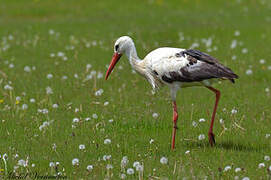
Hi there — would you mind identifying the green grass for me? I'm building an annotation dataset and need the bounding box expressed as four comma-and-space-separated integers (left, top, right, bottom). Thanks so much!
0, 0, 271, 179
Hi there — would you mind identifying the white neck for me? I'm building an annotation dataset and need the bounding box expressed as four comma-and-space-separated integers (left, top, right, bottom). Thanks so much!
124, 41, 141, 66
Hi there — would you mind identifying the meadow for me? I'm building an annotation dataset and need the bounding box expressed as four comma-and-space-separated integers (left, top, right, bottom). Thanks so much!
0, 0, 271, 179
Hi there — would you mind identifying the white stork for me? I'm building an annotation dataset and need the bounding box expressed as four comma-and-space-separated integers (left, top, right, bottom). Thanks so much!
105, 36, 238, 149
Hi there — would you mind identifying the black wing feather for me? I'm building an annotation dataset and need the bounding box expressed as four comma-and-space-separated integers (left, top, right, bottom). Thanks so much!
161, 49, 239, 84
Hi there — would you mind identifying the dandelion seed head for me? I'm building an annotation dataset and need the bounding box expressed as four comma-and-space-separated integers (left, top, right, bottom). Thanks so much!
52, 104, 58, 108
160, 157, 168, 164
104, 101, 109, 106
121, 156, 129, 168
24, 66, 31, 72
192, 121, 197, 127
199, 118, 206, 122
245, 69, 252, 75
127, 168, 134, 175
152, 113, 159, 119
242, 177, 250, 180
18, 159, 26, 167
49, 162, 55, 167
21, 104, 28, 110
264, 155, 270, 161
235, 167, 241, 173
198, 134, 205, 140
47, 74, 53, 79
87, 165, 93, 171
72, 158, 79, 166
231, 108, 238, 114
79, 144, 85, 150
92, 114, 98, 119
224, 165, 231, 172
104, 139, 111, 145
258, 162, 265, 168
106, 164, 113, 170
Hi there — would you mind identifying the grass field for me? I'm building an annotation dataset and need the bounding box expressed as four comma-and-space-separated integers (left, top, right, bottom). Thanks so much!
1, 0, 271, 179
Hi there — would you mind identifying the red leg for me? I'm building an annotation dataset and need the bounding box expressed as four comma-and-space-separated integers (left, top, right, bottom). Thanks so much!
171, 101, 178, 150
206, 86, 221, 146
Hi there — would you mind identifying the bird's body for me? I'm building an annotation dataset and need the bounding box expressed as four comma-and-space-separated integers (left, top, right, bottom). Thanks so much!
105, 36, 238, 149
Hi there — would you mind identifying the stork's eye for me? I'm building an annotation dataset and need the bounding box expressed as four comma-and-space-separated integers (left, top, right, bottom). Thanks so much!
115, 44, 119, 51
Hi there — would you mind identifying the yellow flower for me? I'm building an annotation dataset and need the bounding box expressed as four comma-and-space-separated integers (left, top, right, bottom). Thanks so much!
0, 99, 3, 103
16, 100, 20, 105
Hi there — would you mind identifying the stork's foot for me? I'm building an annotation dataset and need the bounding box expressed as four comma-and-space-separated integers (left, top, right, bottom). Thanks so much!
208, 132, 215, 146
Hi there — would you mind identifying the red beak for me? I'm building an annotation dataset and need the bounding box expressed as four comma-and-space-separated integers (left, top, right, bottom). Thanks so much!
105, 53, 122, 80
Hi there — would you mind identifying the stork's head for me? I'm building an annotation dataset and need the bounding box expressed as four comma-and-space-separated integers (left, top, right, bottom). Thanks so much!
105, 36, 133, 80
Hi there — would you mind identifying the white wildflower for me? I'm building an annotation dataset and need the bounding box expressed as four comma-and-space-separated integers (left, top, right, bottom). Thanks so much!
234, 30, 240, 36
266, 134, 270, 138
224, 165, 231, 172
231, 108, 238, 114
97, 72, 103, 79
4, 84, 13, 90
230, 40, 237, 49
235, 167, 241, 173
52, 104, 58, 108
264, 155, 270, 161
219, 119, 224, 124
242, 177, 250, 180
92, 114, 98, 119
85, 117, 91, 121
160, 157, 168, 164
79, 144, 85, 150
46, 86, 53, 94
258, 162, 265, 168
49, 29, 55, 35
18, 159, 26, 167
94, 89, 104, 96
185, 150, 190, 154
72, 158, 79, 166
30, 98, 36, 103
47, 74, 53, 79
16, 96, 21, 101
49, 162, 55, 167
245, 69, 252, 75
152, 113, 159, 118
149, 139, 154, 144
21, 104, 28, 110
73, 118, 79, 123
127, 168, 134, 175
108, 119, 113, 123
103, 155, 111, 161
192, 121, 197, 127
104, 101, 109, 106
265, 88, 269, 93
199, 118, 206, 122
57, 52, 65, 57
259, 59, 265, 64
242, 48, 248, 54
104, 139, 111, 145
198, 134, 205, 140
24, 66, 31, 72
121, 156, 129, 168
133, 161, 140, 168
9, 63, 14, 68
87, 165, 93, 171
136, 164, 143, 172
106, 164, 113, 169
232, 55, 237, 60
120, 173, 126, 179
